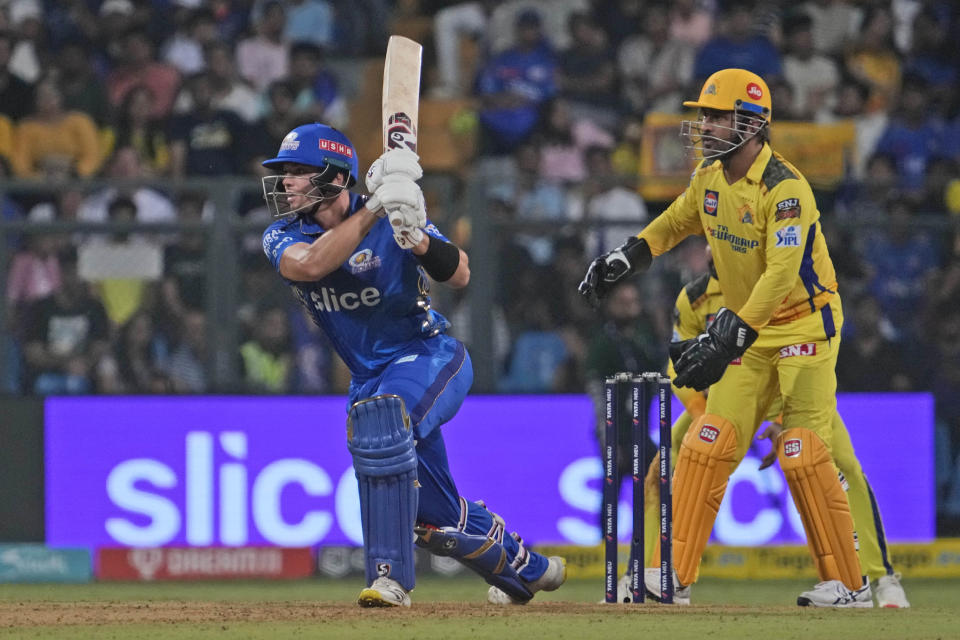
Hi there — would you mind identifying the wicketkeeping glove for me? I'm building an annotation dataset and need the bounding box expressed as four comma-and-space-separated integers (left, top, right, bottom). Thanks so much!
365, 148, 423, 213
672, 307, 758, 391
578, 236, 652, 308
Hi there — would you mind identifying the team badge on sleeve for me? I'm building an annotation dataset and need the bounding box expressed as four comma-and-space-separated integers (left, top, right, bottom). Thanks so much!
775, 225, 801, 247
703, 190, 719, 216
775, 198, 801, 221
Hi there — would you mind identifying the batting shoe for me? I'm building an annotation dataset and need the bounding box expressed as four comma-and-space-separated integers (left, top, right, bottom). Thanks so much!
487, 556, 567, 605
797, 578, 873, 608
643, 567, 691, 605
874, 573, 910, 608
357, 577, 411, 608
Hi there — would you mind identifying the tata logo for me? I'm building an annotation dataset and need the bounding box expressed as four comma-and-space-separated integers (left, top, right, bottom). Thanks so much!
746, 83, 763, 100
699, 425, 719, 443
784, 438, 802, 458
779, 343, 816, 358
775, 225, 801, 247
703, 190, 719, 215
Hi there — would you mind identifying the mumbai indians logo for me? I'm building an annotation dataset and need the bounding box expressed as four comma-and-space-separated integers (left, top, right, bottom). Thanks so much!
279, 131, 300, 151
699, 425, 719, 443
387, 112, 417, 152
348, 248, 382, 274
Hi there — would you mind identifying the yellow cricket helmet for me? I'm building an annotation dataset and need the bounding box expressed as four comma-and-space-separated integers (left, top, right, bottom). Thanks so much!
683, 68, 772, 122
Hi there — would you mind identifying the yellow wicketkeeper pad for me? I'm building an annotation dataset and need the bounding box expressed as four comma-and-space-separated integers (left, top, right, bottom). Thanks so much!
672, 414, 738, 586
778, 427, 863, 590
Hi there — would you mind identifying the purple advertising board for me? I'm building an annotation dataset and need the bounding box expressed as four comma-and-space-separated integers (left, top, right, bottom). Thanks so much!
45, 394, 934, 549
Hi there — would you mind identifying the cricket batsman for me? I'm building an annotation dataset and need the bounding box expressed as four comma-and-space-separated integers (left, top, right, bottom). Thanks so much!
580, 68, 873, 607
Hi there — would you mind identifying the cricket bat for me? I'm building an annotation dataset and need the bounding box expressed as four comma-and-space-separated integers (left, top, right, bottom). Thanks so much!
382, 35, 423, 153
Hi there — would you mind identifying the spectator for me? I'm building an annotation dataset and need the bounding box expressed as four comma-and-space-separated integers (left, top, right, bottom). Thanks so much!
277, 0, 336, 50
497, 291, 570, 393
815, 76, 888, 179
873, 75, 946, 194
236, 1, 289, 93
239, 304, 293, 393
161, 7, 219, 75
902, 8, 957, 114
165, 308, 207, 392
0, 31, 34, 121
618, 2, 696, 116
668, 0, 714, 49
106, 28, 182, 119
474, 7, 557, 156
286, 41, 348, 130
7, 0, 43, 83
172, 41, 260, 123
487, 0, 589, 54
800, 0, 862, 57
836, 294, 913, 391
55, 38, 112, 129
107, 85, 171, 178
168, 71, 246, 178
22, 250, 111, 394
556, 12, 618, 128
781, 11, 839, 121
99, 310, 171, 393
692, 1, 782, 84
431, 0, 499, 98
844, 5, 901, 113
159, 191, 208, 333
535, 97, 614, 184
580, 145, 648, 257
10, 75, 103, 179
6, 234, 61, 323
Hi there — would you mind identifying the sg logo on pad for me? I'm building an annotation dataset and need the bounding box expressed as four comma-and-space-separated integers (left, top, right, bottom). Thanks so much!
699, 425, 719, 443
784, 439, 802, 458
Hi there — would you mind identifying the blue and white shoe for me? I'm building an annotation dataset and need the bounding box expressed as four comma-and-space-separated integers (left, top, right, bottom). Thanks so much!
487, 556, 567, 605
797, 578, 873, 608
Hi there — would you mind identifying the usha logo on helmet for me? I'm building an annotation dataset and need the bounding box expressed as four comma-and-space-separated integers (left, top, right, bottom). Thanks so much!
318, 139, 354, 158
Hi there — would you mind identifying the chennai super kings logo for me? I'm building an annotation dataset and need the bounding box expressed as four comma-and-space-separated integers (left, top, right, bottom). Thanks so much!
387, 112, 417, 152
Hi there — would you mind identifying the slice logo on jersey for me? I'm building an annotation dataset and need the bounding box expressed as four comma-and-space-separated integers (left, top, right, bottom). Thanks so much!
348, 248, 382, 274
279, 131, 300, 151
779, 342, 817, 358
746, 82, 763, 100
306, 286, 382, 313
775, 198, 801, 221
703, 190, 719, 216
775, 225, 801, 247
784, 438, 802, 458
738, 205, 753, 224
699, 424, 720, 443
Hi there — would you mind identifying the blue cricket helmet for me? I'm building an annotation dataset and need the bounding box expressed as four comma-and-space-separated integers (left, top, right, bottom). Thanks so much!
262, 123, 359, 187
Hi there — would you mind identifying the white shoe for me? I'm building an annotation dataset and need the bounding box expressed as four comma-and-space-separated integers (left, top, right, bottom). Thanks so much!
357, 576, 411, 608
643, 567, 691, 605
797, 578, 873, 608
487, 556, 567, 605
875, 573, 910, 608
596, 573, 633, 604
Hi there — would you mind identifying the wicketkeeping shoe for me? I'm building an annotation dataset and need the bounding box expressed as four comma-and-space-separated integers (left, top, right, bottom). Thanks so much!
797, 578, 873, 608
643, 567, 691, 605
875, 573, 910, 608
357, 577, 411, 608
487, 556, 567, 605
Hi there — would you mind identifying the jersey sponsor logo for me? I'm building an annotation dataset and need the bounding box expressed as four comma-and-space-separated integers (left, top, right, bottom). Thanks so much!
347, 248, 382, 274
779, 342, 817, 358
699, 424, 720, 443
395, 354, 418, 364
703, 190, 719, 215
707, 224, 760, 253
783, 438, 802, 458
729, 357, 742, 365
775, 225, 801, 247
775, 198, 801, 221
307, 286, 382, 313
318, 139, 354, 158
746, 82, 763, 100
279, 131, 300, 151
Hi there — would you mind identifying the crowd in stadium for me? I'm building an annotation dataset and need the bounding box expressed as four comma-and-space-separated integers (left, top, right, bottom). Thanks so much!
0, 0, 958, 527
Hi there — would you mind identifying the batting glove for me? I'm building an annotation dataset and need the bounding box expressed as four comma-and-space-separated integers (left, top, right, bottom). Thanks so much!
365, 174, 426, 222
365, 148, 422, 196
390, 220, 425, 250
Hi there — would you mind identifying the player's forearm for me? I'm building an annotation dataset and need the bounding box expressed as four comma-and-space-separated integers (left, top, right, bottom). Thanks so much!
638, 195, 702, 257
283, 209, 379, 281
411, 235, 470, 288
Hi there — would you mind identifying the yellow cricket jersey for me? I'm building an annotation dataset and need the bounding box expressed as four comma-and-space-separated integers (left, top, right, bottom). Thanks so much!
639, 143, 838, 332
666, 273, 723, 418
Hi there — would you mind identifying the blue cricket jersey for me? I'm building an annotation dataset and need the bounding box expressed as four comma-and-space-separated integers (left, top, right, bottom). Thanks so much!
262, 193, 452, 382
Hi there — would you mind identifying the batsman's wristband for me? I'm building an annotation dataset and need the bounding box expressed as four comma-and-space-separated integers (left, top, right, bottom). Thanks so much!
415, 235, 460, 282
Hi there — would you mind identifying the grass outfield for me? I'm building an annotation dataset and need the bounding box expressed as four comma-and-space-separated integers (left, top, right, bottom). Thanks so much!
0, 577, 957, 639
